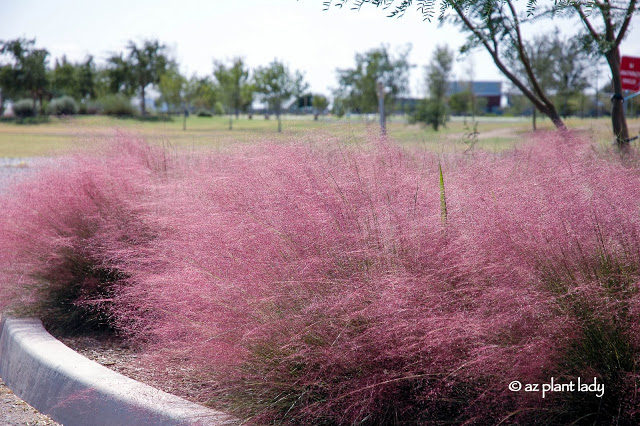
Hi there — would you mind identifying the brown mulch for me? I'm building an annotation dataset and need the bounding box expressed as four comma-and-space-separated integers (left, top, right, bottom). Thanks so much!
57, 336, 213, 406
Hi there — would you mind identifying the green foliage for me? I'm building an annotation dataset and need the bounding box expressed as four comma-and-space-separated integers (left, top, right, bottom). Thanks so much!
505, 30, 590, 118
214, 101, 225, 115
185, 76, 220, 111
426, 45, 453, 102
0, 38, 49, 114
448, 90, 472, 115
312, 94, 329, 119
157, 68, 186, 113
12, 98, 36, 118
214, 58, 254, 117
47, 96, 78, 115
335, 44, 411, 114
413, 45, 453, 130
98, 94, 136, 117
253, 60, 305, 131
411, 99, 447, 130
107, 39, 171, 115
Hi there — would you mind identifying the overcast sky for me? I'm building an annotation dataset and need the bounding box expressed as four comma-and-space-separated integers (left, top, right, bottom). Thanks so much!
2, 0, 640, 97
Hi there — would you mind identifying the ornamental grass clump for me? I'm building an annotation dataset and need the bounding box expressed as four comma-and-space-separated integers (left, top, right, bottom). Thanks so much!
0, 133, 167, 335
109, 137, 580, 423
1, 131, 639, 424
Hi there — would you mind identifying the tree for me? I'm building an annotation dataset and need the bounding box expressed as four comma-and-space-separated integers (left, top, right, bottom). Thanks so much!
293, 72, 310, 114
108, 40, 171, 115
49, 55, 97, 101
564, 0, 637, 147
0, 38, 50, 114
157, 67, 186, 114
420, 45, 454, 130
312, 94, 329, 120
449, 89, 472, 115
105, 52, 133, 96
185, 76, 220, 111
214, 58, 253, 129
553, 37, 589, 118
505, 31, 590, 127
49, 56, 76, 98
76, 56, 97, 101
335, 44, 412, 115
253, 60, 304, 132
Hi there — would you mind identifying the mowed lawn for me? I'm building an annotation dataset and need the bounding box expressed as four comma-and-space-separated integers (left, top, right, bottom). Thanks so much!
0, 114, 638, 157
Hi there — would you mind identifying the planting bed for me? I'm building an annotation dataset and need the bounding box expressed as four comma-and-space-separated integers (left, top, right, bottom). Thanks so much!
1, 130, 640, 424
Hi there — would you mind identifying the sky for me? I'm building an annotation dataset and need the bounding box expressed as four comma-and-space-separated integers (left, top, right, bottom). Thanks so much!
2, 0, 640, 97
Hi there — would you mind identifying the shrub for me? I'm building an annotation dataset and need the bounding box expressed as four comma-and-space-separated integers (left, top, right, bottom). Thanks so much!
12, 98, 36, 118
214, 101, 225, 115
410, 98, 448, 130
47, 96, 78, 116
78, 100, 103, 115
196, 109, 212, 117
98, 94, 136, 117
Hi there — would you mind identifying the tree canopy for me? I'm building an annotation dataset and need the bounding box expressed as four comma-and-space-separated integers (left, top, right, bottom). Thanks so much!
0, 38, 50, 113
214, 58, 254, 128
108, 39, 171, 115
335, 44, 412, 115
253, 60, 305, 132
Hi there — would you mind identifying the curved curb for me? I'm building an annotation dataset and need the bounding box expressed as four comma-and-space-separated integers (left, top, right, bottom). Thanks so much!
0, 317, 239, 425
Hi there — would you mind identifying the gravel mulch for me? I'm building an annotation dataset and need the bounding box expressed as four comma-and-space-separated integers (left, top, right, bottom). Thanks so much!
0, 379, 60, 425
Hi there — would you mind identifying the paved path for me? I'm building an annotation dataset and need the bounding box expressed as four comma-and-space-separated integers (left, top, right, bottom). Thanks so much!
0, 379, 60, 425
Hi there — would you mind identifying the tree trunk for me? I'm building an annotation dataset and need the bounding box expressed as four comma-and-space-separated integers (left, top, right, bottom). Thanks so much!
451, 5, 566, 131
229, 115, 233, 130
606, 49, 630, 149
140, 86, 146, 115
539, 103, 564, 129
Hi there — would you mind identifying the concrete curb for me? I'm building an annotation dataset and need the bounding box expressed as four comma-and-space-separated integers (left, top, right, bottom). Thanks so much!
0, 317, 239, 425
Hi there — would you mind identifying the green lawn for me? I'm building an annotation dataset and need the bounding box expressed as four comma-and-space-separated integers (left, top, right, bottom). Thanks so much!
0, 114, 638, 157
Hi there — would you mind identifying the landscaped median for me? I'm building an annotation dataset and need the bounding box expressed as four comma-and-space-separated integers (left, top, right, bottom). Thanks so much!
0, 316, 238, 425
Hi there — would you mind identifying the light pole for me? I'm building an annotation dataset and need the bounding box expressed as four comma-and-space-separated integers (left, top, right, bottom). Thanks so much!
377, 80, 386, 136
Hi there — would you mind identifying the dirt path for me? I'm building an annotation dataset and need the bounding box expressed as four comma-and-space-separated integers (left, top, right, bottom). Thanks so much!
0, 379, 60, 425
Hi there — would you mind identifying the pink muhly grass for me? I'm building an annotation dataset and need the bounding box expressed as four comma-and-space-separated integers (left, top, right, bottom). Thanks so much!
1, 130, 639, 424
0, 133, 167, 335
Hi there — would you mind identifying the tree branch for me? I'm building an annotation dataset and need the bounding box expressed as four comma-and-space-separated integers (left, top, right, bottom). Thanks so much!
573, 5, 602, 44
615, 0, 637, 47
451, 3, 544, 112
506, 0, 549, 104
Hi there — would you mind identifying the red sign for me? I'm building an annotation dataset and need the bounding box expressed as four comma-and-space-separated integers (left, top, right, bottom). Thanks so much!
621, 56, 640, 91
